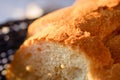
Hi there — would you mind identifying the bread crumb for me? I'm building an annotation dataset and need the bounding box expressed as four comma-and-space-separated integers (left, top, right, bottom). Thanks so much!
48, 73, 52, 77
84, 31, 90, 37
1, 70, 7, 75
26, 65, 32, 72
60, 64, 65, 69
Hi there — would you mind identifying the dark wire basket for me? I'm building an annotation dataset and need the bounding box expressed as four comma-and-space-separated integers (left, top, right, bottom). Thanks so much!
0, 19, 36, 80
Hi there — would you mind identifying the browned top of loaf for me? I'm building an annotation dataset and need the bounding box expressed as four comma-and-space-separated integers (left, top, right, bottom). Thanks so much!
28, 0, 120, 38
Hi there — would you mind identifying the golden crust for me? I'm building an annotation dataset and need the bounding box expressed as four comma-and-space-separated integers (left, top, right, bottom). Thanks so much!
106, 34, 120, 63
28, 6, 73, 37
7, 0, 120, 80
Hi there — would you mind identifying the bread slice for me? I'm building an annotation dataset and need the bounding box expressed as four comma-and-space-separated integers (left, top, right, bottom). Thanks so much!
6, 0, 120, 80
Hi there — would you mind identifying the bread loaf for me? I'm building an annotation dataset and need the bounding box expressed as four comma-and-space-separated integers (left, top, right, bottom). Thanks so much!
6, 0, 120, 80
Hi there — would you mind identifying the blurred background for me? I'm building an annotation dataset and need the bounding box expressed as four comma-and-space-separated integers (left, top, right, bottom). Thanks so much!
0, 0, 75, 24
0, 0, 75, 80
